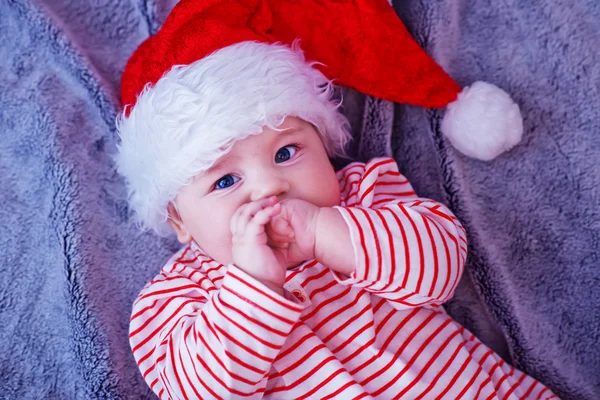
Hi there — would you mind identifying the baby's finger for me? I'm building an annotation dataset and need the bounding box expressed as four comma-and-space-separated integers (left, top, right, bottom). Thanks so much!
268, 239, 289, 249
265, 229, 291, 247
270, 216, 294, 237
230, 202, 258, 235
266, 220, 293, 243
244, 204, 281, 238
230, 205, 242, 235
235, 197, 277, 234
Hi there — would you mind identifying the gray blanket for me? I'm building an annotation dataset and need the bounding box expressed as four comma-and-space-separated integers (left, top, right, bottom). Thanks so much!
1, 0, 598, 399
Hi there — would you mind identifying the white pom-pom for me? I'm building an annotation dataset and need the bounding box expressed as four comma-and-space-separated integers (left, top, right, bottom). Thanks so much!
440, 81, 523, 161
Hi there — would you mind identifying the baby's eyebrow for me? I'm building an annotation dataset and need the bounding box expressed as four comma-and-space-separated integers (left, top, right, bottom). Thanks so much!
205, 125, 304, 175
201, 153, 236, 178
206, 157, 232, 174
279, 126, 302, 135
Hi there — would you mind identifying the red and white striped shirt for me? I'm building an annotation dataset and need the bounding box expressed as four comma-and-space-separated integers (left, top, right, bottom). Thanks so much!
130, 157, 557, 399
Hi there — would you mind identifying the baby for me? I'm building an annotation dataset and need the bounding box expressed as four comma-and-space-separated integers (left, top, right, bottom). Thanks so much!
116, 1, 557, 399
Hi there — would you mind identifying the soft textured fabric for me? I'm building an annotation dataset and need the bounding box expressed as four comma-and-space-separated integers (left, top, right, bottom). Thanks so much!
121, 0, 460, 112
130, 158, 556, 399
390, 2, 600, 400
121, 0, 522, 163
1, 0, 598, 399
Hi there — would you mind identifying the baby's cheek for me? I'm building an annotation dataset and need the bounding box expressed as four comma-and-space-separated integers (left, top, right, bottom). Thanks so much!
203, 232, 235, 266
193, 208, 236, 265
215, 217, 235, 261
313, 179, 341, 207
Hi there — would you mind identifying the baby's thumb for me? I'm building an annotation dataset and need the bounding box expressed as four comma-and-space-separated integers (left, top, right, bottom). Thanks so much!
268, 215, 294, 238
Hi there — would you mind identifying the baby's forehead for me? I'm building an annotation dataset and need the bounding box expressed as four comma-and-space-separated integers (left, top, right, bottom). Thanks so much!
205, 152, 237, 174
192, 136, 260, 179
191, 119, 315, 180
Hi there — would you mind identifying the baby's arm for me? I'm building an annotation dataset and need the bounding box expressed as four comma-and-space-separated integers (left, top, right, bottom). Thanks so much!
316, 157, 468, 309
129, 249, 303, 400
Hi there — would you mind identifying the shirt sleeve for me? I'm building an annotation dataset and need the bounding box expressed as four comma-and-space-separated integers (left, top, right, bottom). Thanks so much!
331, 157, 468, 310
129, 251, 304, 400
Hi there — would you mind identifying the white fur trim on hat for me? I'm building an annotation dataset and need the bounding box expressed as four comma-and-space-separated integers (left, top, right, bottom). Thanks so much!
441, 81, 523, 161
114, 41, 351, 235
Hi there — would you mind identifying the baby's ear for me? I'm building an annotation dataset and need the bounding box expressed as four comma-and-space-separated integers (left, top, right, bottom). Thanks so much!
167, 202, 193, 244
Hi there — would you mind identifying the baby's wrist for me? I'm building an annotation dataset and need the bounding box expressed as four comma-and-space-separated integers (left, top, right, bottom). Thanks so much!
314, 207, 338, 261
236, 263, 286, 296
253, 269, 286, 296
314, 206, 355, 276
260, 279, 285, 296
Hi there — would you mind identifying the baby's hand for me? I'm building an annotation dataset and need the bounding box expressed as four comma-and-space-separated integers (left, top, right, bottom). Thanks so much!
266, 198, 320, 266
230, 197, 288, 294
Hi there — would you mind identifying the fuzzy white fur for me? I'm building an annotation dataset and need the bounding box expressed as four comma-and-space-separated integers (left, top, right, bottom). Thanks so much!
115, 41, 352, 235
441, 81, 523, 161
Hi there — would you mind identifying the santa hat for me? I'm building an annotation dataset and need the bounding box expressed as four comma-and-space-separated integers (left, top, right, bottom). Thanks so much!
116, 0, 523, 234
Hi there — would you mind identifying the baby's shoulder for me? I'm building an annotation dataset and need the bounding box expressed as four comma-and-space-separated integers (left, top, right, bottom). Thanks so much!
336, 157, 399, 180
337, 157, 408, 207
134, 245, 225, 309
148, 244, 226, 287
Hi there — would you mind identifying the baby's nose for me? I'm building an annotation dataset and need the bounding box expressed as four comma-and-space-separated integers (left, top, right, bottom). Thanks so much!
250, 174, 290, 202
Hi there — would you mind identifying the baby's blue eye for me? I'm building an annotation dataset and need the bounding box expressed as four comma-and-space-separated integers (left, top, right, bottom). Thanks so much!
275, 145, 298, 163
214, 174, 239, 190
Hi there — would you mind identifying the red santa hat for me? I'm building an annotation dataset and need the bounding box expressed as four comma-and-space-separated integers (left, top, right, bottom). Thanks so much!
116, 0, 523, 234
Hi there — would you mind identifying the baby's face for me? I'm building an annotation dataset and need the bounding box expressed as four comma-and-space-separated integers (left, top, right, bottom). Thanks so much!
168, 116, 341, 265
